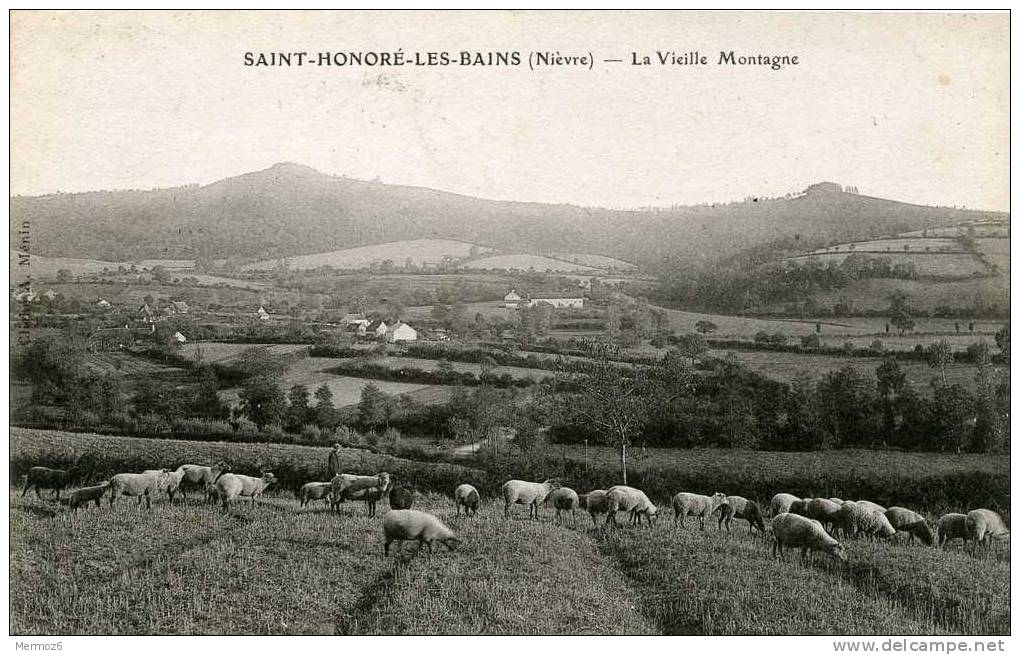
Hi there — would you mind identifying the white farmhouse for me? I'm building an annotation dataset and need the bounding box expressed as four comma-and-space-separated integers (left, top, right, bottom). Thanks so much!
387, 322, 418, 343
504, 289, 523, 309
528, 294, 584, 309
256, 306, 270, 321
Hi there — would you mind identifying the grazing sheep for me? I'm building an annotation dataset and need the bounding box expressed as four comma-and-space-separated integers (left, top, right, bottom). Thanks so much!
176, 463, 230, 503
163, 468, 186, 504
771, 512, 847, 564
805, 498, 844, 534
937, 513, 970, 547
338, 474, 392, 517
501, 479, 560, 520
22, 465, 82, 500
215, 472, 277, 509
544, 487, 581, 527
580, 490, 611, 528
885, 507, 935, 546
454, 484, 480, 517
966, 509, 1010, 548
828, 498, 845, 505
330, 472, 391, 513
769, 493, 800, 517
297, 482, 333, 509
856, 500, 887, 515
835, 501, 895, 540
109, 470, 170, 509
388, 486, 415, 510
718, 496, 767, 537
671, 491, 727, 530
607, 486, 658, 527
69, 482, 110, 512
789, 498, 813, 517
383, 510, 459, 556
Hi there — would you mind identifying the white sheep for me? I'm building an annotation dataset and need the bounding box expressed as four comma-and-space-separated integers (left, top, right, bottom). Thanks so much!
580, 490, 610, 528
966, 509, 1010, 548
835, 501, 895, 540
885, 507, 935, 546
718, 496, 767, 537
937, 513, 970, 547
215, 472, 277, 509
769, 493, 800, 517
788, 498, 813, 517
298, 482, 333, 509
828, 498, 845, 505
69, 482, 110, 512
176, 463, 230, 503
330, 472, 391, 513
805, 498, 844, 534
501, 478, 560, 520
856, 500, 887, 514
606, 485, 658, 527
454, 484, 480, 517
671, 491, 727, 530
342, 475, 392, 517
383, 509, 459, 556
109, 470, 170, 509
544, 487, 581, 527
163, 468, 186, 504
771, 512, 847, 564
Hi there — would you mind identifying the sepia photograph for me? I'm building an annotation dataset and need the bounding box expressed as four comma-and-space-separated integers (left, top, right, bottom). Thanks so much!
7, 8, 1011, 642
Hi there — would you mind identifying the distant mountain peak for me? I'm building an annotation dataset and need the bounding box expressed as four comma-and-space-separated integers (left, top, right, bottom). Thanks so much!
264, 161, 323, 175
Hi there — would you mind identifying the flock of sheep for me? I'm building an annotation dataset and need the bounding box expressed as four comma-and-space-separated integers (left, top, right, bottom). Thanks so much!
19, 463, 1010, 561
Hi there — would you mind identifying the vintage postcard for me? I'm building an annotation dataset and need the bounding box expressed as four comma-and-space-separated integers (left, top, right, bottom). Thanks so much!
8, 9, 1010, 644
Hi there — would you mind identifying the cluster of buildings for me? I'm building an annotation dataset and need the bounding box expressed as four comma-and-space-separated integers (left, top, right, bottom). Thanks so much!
341, 314, 419, 342
503, 289, 585, 309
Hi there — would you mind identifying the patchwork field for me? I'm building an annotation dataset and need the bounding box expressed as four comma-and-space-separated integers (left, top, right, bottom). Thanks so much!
460, 253, 599, 273
809, 238, 964, 254
242, 239, 493, 271
546, 252, 638, 271
178, 342, 310, 363
798, 277, 1010, 315
366, 355, 555, 381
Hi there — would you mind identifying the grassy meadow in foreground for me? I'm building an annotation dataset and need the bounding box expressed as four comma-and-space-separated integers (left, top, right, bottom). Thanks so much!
10, 488, 1009, 635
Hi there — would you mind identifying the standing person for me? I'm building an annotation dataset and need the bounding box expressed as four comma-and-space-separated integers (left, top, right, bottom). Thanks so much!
328, 443, 343, 479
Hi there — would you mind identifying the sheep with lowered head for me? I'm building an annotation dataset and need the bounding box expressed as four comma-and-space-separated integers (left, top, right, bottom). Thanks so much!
937, 513, 970, 547
805, 498, 844, 534
606, 485, 658, 527
109, 470, 170, 509
671, 491, 727, 530
718, 496, 767, 537
383, 509, 459, 556
545, 487, 581, 527
966, 509, 1010, 548
454, 484, 480, 517
22, 465, 84, 501
835, 501, 895, 540
501, 478, 560, 520
789, 498, 813, 517
580, 490, 610, 528
885, 507, 935, 546
176, 463, 230, 503
769, 493, 800, 517
298, 482, 333, 509
69, 482, 110, 512
216, 472, 277, 510
772, 512, 847, 564
856, 500, 887, 515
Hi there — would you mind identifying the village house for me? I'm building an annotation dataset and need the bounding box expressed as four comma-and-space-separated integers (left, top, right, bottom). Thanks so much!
256, 306, 270, 321
171, 331, 187, 346
138, 303, 157, 323
96, 298, 112, 309
503, 289, 523, 309
371, 320, 389, 339
387, 321, 418, 343
42, 290, 58, 301
342, 313, 371, 329
169, 300, 189, 315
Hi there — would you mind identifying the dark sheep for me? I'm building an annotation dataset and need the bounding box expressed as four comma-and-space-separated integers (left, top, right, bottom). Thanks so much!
22, 465, 83, 500
389, 486, 415, 510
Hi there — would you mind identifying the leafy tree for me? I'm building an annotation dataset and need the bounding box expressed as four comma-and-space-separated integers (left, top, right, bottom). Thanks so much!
816, 364, 878, 447
891, 311, 915, 335
694, 320, 718, 335
926, 340, 954, 385
313, 383, 337, 429
358, 383, 396, 430
56, 268, 72, 283
673, 333, 708, 366
239, 378, 286, 430
286, 384, 311, 431
191, 365, 228, 420
966, 341, 991, 367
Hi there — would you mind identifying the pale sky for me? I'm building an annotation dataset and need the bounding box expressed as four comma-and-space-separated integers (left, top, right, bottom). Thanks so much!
10, 10, 1010, 211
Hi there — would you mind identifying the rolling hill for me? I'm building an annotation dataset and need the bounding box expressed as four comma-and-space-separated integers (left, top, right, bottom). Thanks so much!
10, 163, 1006, 270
